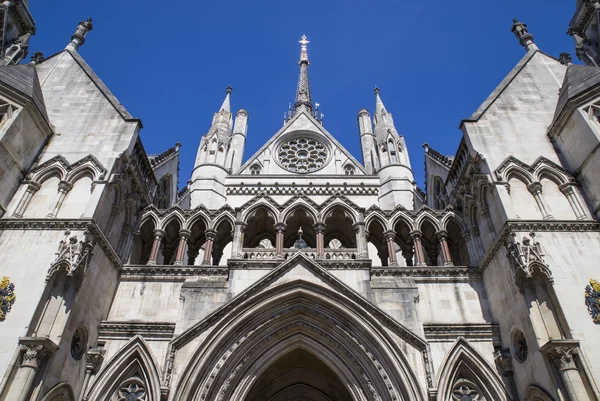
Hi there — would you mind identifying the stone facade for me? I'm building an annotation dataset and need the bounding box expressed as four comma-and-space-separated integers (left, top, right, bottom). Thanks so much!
0, 3, 599, 401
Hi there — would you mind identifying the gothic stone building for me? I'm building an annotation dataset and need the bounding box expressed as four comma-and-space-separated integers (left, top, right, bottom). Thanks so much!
1, 2, 600, 401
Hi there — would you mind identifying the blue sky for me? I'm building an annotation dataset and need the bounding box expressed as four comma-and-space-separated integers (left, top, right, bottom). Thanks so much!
30, 0, 575, 188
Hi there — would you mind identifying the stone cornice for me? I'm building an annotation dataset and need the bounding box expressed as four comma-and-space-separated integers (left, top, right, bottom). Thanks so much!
371, 266, 481, 281
228, 258, 372, 270
423, 323, 500, 342
120, 265, 229, 281
0, 219, 122, 271
479, 220, 600, 273
226, 185, 378, 196
99, 321, 176, 339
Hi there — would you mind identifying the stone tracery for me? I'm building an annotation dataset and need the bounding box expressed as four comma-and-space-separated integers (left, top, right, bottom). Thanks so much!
277, 136, 329, 173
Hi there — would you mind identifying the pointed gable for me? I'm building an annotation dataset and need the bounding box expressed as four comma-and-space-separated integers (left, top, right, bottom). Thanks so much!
237, 109, 367, 176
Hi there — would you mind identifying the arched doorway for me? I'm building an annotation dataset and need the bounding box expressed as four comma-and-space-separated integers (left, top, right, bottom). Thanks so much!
244, 348, 353, 401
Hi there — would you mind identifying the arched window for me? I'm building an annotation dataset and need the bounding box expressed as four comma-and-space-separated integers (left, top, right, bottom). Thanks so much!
344, 165, 355, 175
388, 140, 397, 164
433, 176, 446, 209
250, 164, 261, 175
154, 176, 171, 209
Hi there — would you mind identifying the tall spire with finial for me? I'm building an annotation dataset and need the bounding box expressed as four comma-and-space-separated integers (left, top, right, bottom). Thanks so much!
293, 35, 313, 115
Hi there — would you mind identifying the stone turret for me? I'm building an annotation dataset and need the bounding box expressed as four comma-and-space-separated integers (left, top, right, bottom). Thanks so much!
190, 87, 248, 208
370, 88, 415, 209
358, 108, 377, 174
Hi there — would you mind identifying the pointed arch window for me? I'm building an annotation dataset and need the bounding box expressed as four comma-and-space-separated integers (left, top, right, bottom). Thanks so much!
433, 176, 447, 209
154, 176, 171, 209
388, 139, 397, 164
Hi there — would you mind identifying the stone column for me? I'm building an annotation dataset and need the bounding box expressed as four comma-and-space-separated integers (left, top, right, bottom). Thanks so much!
203, 230, 217, 265
480, 208, 496, 241
77, 348, 105, 401
105, 206, 122, 236
471, 227, 485, 263
232, 221, 247, 258
146, 229, 165, 265
275, 223, 287, 258
527, 182, 554, 220
402, 249, 414, 267
314, 222, 325, 258
116, 225, 132, 259
410, 231, 427, 266
383, 230, 398, 266
560, 184, 588, 220
353, 222, 367, 258
541, 341, 590, 401
436, 230, 454, 266
174, 229, 191, 265
47, 181, 73, 218
7, 338, 57, 401
12, 182, 41, 218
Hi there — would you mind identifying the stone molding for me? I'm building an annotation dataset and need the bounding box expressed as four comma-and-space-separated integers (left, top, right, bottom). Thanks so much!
99, 321, 176, 340
228, 258, 372, 270
0, 219, 123, 271
423, 323, 500, 342
26, 154, 107, 183
371, 266, 481, 281
479, 220, 600, 273
226, 185, 379, 196
120, 265, 228, 281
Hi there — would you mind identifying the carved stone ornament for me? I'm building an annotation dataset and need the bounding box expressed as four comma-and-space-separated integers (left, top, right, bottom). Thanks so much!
585, 278, 600, 323
18, 337, 58, 369
85, 347, 105, 373
47, 230, 95, 288
277, 137, 329, 173
505, 232, 552, 291
0, 276, 16, 321
494, 349, 513, 375
70, 326, 88, 360
117, 381, 147, 401
452, 380, 483, 401
512, 330, 528, 363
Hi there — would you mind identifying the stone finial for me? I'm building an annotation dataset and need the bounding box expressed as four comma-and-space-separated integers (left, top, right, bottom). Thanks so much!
66, 18, 93, 52
226, 86, 232, 95
511, 18, 538, 52
559, 52, 573, 65
30, 51, 44, 65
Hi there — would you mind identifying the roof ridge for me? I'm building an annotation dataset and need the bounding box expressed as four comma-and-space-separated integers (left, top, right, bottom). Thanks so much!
423, 143, 453, 167
149, 142, 181, 168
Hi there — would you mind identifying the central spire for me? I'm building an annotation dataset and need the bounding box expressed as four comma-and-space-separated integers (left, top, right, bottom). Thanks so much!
294, 35, 313, 115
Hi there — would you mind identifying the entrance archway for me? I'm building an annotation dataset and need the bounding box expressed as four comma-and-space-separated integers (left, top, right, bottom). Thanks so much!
244, 348, 353, 401
173, 267, 427, 401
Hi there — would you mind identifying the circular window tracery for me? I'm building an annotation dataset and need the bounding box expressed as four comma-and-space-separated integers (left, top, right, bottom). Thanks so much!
71, 326, 88, 360
277, 137, 329, 173
512, 329, 528, 362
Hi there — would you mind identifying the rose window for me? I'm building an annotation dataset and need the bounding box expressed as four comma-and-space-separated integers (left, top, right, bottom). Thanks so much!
277, 137, 328, 173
